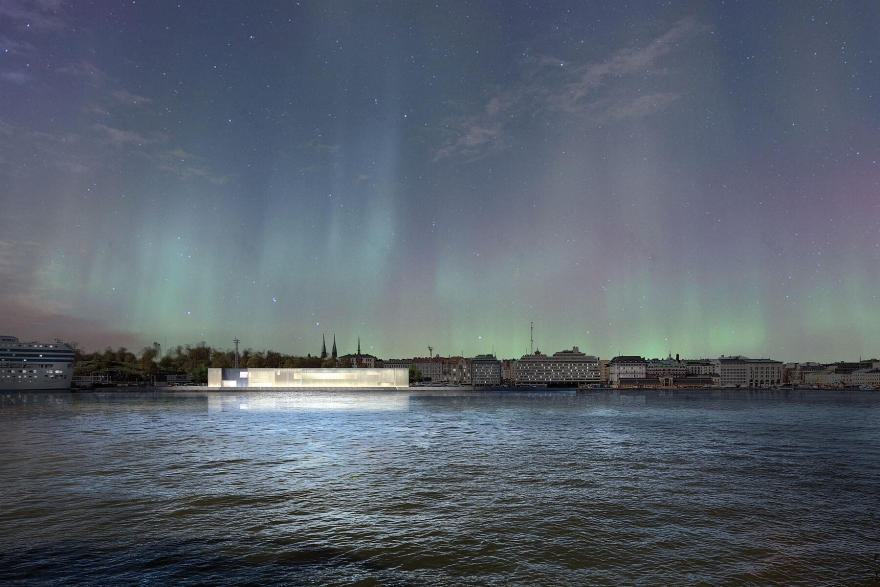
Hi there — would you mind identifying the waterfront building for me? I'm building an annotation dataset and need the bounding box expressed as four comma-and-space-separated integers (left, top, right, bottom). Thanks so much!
683, 360, 717, 376
673, 376, 719, 389
412, 357, 446, 382
828, 362, 862, 387
471, 354, 502, 386
817, 369, 846, 387
382, 356, 471, 384
513, 347, 600, 385
852, 369, 880, 388
782, 362, 798, 384
207, 367, 408, 388
645, 358, 687, 378
802, 367, 832, 386
383, 358, 411, 370
338, 337, 378, 368
608, 356, 648, 385
786, 362, 824, 385
599, 359, 610, 382
716, 356, 782, 388
616, 377, 661, 389
447, 356, 471, 384
501, 359, 516, 384
339, 352, 378, 368
795, 362, 866, 388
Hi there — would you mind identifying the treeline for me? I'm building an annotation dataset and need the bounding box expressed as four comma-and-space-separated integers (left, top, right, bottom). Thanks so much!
74, 344, 351, 384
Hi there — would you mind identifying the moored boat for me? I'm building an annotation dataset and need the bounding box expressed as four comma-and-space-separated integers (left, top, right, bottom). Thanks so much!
0, 335, 74, 390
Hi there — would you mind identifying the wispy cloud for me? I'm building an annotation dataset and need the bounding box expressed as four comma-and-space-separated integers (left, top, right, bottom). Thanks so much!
93, 123, 165, 147
301, 138, 341, 153
0, 70, 31, 85
56, 60, 106, 81
0, 35, 36, 56
112, 88, 152, 105
156, 148, 229, 185
0, 119, 92, 176
433, 117, 504, 162
434, 16, 707, 162
0, 0, 67, 30
600, 92, 682, 122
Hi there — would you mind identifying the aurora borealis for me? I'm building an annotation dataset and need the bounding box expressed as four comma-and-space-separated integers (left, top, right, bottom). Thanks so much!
1, 1, 878, 361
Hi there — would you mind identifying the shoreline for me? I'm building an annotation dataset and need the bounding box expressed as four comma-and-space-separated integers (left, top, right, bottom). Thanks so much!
46, 385, 880, 393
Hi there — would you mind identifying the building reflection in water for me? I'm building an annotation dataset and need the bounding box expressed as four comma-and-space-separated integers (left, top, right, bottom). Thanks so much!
207, 391, 411, 412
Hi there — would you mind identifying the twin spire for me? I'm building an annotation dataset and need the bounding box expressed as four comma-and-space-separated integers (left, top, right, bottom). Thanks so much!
319, 333, 345, 360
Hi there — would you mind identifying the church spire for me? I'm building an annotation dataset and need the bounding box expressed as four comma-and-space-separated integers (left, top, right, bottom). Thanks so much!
331, 334, 337, 359
321, 333, 327, 359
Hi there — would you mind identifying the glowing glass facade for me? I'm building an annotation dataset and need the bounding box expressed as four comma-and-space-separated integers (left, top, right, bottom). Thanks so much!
207, 368, 409, 388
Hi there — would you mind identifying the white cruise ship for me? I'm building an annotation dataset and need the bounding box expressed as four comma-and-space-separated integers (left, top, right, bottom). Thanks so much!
0, 336, 75, 391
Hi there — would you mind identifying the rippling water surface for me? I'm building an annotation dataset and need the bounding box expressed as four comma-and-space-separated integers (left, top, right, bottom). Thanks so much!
1, 389, 879, 585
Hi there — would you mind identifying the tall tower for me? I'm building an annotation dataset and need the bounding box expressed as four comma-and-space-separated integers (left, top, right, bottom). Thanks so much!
357, 336, 361, 356
233, 338, 240, 369
331, 334, 337, 359
321, 333, 327, 359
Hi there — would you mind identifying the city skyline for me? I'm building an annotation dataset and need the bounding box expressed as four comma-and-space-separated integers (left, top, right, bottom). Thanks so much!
1, 2, 879, 360
69, 330, 877, 365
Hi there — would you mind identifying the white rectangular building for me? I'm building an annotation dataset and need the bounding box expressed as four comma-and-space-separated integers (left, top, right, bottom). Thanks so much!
208, 368, 409, 388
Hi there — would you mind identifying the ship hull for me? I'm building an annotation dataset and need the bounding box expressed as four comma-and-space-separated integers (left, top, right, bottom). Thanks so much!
0, 372, 72, 391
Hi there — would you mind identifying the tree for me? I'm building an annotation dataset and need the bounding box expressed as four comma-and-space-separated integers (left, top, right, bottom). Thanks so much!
409, 365, 423, 383
211, 350, 232, 368
265, 350, 282, 368
140, 346, 158, 376
190, 362, 208, 384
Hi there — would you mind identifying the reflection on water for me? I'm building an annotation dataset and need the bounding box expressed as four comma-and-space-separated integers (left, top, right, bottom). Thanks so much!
1, 389, 879, 584
207, 391, 411, 412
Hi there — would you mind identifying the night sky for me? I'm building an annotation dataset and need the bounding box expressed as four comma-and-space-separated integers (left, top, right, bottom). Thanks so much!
1, 1, 878, 360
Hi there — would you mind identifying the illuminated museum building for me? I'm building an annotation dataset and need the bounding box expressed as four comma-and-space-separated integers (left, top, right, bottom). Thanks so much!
208, 367, 409, 388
